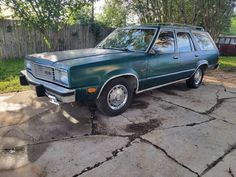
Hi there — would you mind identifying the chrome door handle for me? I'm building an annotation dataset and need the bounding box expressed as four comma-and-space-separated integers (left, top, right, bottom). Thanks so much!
195, 54, 199, 58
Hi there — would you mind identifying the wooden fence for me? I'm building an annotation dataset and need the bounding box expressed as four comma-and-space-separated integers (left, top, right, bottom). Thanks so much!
0, 20, 112, 59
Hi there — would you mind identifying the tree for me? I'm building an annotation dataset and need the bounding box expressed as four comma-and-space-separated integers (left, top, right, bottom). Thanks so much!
0, 0, 90, 49
128, 0, 236, 38
68, 4, 94, 25
0, 6, 3, 19
97, 0, 127, 28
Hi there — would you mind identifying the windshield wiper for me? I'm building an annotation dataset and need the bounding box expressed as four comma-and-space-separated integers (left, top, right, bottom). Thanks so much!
97, 46, 132, 52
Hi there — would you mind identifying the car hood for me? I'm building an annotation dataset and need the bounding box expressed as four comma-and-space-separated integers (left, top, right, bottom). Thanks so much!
26, 48, 145, 69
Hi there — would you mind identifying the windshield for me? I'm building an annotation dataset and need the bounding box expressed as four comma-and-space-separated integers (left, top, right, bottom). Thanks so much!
97, 28, 156, 52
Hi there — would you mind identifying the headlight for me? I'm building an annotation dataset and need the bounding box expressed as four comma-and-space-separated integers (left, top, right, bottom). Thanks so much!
54, 69, 69, 85
25, 60, 31, 70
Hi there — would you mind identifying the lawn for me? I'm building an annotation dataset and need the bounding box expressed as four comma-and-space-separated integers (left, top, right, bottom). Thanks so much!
219, 56, 236, 72
0, 57, 236, 94
0, 59, 29, 94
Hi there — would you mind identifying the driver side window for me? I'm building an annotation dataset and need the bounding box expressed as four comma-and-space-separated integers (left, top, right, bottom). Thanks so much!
153, 31, 175, 54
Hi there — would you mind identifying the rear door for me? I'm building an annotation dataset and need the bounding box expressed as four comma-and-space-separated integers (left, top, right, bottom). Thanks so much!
175, 31, 200, 74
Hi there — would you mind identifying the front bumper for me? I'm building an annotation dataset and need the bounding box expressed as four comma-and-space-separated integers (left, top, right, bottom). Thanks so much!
20, 70, 75, 104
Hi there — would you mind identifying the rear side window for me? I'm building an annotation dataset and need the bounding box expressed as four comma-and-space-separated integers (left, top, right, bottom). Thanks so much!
225, 38, 231, 44
219, 38, 225, 44
177, 32, 194, 52
230, 39, 236, 45
153, 31, 175, 53
193, 32, 216, 50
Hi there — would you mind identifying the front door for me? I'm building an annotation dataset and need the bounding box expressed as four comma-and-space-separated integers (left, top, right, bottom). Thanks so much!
147, 30, 181, 88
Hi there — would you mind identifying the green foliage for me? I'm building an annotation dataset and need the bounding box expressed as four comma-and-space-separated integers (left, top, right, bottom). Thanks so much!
220, 56, 236, 72
128, 0, 236, 39
0, 5, 5, 19
0, 0, 90, 48
1, 0, 87, 31
96, 0, 127, 28
228, 17, 236, 35
0, 59, 29, 93
68, 4, 93, 25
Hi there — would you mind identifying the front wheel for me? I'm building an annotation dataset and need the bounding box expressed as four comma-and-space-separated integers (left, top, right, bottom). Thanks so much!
186, 68, 204, 88
96, 78, 134, 116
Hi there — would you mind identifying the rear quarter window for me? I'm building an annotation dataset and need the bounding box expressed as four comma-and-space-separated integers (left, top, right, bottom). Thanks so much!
192, 32, 216, 51
225, 38, 231, 44
219, 38, 225, 44
230, 38, 236, 45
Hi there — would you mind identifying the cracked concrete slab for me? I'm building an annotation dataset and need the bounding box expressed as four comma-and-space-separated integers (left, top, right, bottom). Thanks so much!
0, 91, 55, 127
205, 70, 236, 93
210, 98, 236, 125
202, 149, 236, 177
0, 136, 129, 176
1, 70, 236, 177
142, 119, 236, 174
148, 83, 231, 114
80, 140, 197, 177
123, 95, 212, 129
0, 103, 91, 147
98, 94, 213, 136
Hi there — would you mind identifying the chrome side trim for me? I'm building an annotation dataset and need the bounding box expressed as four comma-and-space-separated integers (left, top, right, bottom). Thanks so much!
97, 73, 139, 99
146, 69, 195, 80
137, 78, 189, 94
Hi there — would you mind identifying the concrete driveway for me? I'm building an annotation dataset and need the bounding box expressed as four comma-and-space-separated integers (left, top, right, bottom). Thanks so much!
0, 70, 236, 177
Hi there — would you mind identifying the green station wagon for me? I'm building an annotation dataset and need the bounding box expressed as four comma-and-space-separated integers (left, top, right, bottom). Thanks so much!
20, 24, 219, 116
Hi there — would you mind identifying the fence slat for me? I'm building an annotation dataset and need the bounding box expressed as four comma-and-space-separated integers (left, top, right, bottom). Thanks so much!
0, 20, 112, 59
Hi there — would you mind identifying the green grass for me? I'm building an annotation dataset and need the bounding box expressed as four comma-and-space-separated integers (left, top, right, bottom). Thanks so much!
0, 59, 29, 94
228, 17, 236, 35
219, 56, 236, 72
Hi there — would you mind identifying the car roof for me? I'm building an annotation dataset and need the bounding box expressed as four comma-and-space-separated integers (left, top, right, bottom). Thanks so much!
218, 35, 236, 38
127, 23, 205, 32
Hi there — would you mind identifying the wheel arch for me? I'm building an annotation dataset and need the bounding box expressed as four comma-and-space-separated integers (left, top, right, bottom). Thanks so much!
196, 60, 209, 70
97, 70, 139, 99
189, 60, 208, 78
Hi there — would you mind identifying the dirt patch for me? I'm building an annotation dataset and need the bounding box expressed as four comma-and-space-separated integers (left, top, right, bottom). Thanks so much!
206, 70, 236, 85
125, 119, 161, 138
130, 100, 149, 109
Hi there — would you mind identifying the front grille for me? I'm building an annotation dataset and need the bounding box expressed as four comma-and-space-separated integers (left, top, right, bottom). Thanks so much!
31, 63, 54, 82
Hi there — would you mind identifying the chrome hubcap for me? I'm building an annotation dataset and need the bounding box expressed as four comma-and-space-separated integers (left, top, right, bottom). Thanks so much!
107, 84, 128, 110
194, 69, 203, 85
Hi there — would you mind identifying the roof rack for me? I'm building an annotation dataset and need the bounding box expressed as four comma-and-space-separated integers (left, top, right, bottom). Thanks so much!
143, 23, 205, 31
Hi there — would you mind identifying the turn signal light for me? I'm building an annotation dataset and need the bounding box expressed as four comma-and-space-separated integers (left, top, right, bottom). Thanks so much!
87, 87, 97, 94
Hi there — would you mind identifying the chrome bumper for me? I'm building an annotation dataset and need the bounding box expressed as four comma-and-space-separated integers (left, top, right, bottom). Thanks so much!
20, 70, 75, 104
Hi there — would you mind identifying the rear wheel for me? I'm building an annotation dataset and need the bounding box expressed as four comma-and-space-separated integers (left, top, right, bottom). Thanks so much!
96, 78, 134, 116
186, 68, 204, 88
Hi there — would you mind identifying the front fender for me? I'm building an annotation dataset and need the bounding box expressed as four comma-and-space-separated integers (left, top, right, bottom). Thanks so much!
97, 68, 139, 98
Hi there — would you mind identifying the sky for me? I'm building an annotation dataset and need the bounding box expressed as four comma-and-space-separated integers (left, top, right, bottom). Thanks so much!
94, 0, 105, 16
